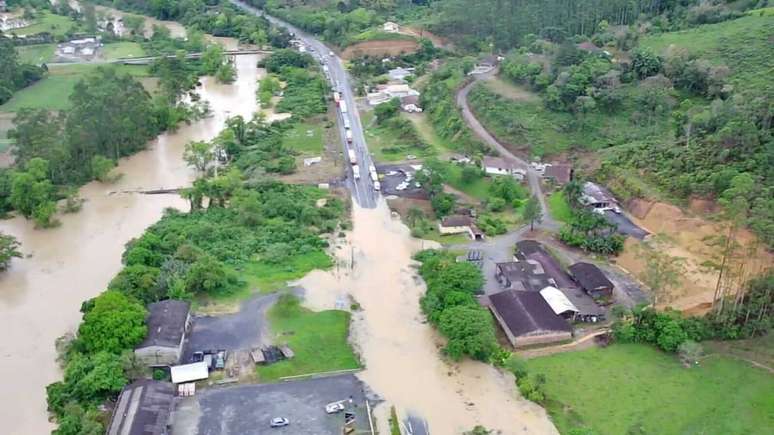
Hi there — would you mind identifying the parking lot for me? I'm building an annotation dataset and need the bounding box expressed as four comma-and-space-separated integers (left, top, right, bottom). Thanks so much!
171, 374, 370, 435
377, 164, 428, 199
181, 293, 280, 363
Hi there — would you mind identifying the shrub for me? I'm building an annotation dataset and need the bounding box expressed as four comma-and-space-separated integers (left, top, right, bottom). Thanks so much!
77, 291, 147, 355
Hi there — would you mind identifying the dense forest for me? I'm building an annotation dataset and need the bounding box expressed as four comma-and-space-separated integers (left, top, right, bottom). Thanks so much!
0, 38, 46, 105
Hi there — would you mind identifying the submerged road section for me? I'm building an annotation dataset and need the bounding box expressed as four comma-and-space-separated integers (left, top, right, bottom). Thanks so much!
232, 0, 378, 208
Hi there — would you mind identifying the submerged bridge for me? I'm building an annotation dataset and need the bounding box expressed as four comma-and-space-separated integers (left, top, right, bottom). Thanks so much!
114, 48, 273, 65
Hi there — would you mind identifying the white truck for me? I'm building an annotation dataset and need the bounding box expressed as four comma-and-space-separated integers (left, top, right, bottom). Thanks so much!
373, 180, 381, 191
348, 149, 357, 165
343, 118, 351, 130
339, 100, 348, 114
370, 170, 378, 182
345, 130, 353, 143
352, 164, 361, 179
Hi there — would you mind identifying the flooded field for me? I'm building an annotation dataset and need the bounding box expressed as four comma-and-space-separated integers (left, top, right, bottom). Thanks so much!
0, 52, 260, 434
299, 201, 558, 434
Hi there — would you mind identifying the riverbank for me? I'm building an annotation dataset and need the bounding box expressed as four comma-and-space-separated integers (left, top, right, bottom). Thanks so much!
0, 51, 261, 434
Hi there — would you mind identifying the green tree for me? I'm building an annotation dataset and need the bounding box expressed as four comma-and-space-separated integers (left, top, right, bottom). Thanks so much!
438, 305, 498, 361
431, 192, 456, 217
631, 48, 662, 79
77, 291, 147, 355
184, 254, 236, 295
90, 155, 116, 182
0, 232, 22, 271
108, 264, 163, 304
460, 165, 481, 185
523, 195, 543, 231
374, 98, 400, 123
184, 140, 213, 174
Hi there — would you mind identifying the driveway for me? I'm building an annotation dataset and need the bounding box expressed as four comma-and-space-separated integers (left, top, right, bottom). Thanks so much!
604, 210, 649, 240
171, 374, 370, 435
456, 71, 558, 232
181, 293, 282, 362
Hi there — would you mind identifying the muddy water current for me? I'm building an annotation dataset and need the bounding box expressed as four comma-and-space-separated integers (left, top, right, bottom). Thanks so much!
299, 201, 558, 434
0, 53, 260, 434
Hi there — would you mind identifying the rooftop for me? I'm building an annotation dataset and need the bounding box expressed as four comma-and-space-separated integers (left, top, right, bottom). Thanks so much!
107, 380, 174, 435
489, 290, 572, 337
483, 156, 517, 170
544, 163, 573, 184
569, 262, 614, 290
441, 215, 473, 227
496, 261, 555, 292
582, 182, 617, 204
138, 300, 190, 349
540, 286, 579, 316
401, 95, 420, 106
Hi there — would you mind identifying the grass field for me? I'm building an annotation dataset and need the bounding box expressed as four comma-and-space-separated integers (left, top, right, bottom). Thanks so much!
16, 44, 56, 64
347, 29, 415, 44
0, 64, 150, 112
282, 119, 325, 155
13, 12, 78, 37
547, 191, 572, 224
641, 9, 774, 93
467, 83, 671, 157
527, 344, 774, 435
101, 42, 146, 60
256, 295, 360, 381
363, 110, 437, 162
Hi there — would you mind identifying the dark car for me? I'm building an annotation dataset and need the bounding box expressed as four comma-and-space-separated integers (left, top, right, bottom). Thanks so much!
191, 351, 204, 363
214, 350, 227, 370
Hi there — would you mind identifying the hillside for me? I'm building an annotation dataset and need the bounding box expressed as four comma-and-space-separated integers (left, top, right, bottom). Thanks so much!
641, 9, 774, 93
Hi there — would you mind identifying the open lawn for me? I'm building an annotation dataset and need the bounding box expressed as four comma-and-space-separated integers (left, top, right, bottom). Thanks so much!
404, 112, 456, 157
16, 44, 56, 65
12, 12, 78, 37
101, 42, 146, 60
0, 64, 150, 112
467, 83, 671, 157
256, 297, 360, 381
282, 119, 325, 155
547, 192, 572, 224
641, 10, 774, 93
527, 343, 774, 435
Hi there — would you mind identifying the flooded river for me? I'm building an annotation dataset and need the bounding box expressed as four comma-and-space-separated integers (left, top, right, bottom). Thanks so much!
0, 52, 260, 434
300, 201, 558, 434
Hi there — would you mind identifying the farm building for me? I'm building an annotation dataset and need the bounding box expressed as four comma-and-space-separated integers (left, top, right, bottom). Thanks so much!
388, 67, 414, 82
488, 290, 572, 347
383, 21, 400, 33
107, 379, 174, 435
438, 215, 484, 240
514, 240, 577, 289
134, 300, 191, 367
569, 262, 615, 299
539, 286, 579, 320
482, 156, 525, 179
494, 261, 555, 292
581, 182, 619, 210
543, 164, 573, 185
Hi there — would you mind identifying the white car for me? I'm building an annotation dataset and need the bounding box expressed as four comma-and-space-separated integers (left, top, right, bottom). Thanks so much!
325, 402, 345, 414
329, 50, 335, 57
374, 181, 381, 191
270, 417, 289, 428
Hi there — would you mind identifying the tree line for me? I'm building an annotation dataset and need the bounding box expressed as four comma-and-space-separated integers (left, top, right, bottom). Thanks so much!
0, 38, 46, 105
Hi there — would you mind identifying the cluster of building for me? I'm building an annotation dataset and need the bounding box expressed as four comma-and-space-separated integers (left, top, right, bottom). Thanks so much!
483, 240, 614, 347
56, 37, 101, 59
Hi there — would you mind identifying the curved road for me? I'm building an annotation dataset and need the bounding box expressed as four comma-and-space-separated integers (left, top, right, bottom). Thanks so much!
232, 0, 378, 208
456, 71, 557, 229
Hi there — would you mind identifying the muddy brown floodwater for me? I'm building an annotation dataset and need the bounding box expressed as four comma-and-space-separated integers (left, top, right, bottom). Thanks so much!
300, 201, 558, 434
0, 52, 260, 434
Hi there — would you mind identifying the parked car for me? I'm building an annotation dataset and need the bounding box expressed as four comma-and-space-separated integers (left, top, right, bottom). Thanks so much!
191, 351, 204, 363
270, 417, 289, 428
325, 402, 345, 414
214, 350, 227, 370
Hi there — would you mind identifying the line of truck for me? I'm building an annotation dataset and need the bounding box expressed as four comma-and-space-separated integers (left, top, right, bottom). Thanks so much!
336, 88, 379, 190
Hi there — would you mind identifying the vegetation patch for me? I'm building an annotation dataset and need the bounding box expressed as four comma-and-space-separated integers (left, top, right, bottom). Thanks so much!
256, 294, 360, 381
527, 343, 774, 435
101, 42, 146, 60
547, 192, 572, 223
12, 11, 77, 37
16, 43, 56, 65
281, 119, 325, 155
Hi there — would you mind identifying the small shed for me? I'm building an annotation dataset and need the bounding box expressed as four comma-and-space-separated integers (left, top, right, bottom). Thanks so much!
568, 262, 614, 299
581, 182, 618, 209
543, 164, 573, 185
539, 286, 579, 320
482, 156, 524, 179
170, 361, 209, 384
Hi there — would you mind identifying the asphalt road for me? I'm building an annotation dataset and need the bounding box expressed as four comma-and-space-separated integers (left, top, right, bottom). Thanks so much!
231, 0, 378, 208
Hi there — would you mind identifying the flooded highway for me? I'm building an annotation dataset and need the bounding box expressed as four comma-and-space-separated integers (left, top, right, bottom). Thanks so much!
0, 52, 260, 434
299, 200, 559, 435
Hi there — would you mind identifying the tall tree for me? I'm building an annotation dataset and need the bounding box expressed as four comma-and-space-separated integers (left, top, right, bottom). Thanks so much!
523, 195, 543, 231
0, 232, 22, 271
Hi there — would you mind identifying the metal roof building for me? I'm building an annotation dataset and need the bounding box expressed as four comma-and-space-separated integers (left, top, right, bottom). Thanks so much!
488, 290, 572, 347
540, 286, 579, 319
107, 380, 174, 435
